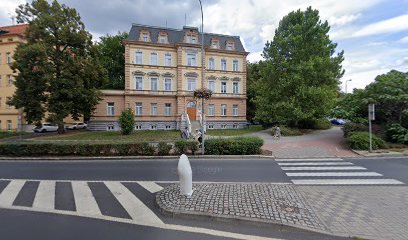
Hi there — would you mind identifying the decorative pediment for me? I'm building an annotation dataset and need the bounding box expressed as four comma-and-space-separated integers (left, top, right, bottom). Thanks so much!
232, 77, 241, 81
162, 72, 175, 77
219, 76, 230, 81
132, 70, 145, 76
184, 72, 199, 78
207, 75, 217, 80
147, 71, 160, 76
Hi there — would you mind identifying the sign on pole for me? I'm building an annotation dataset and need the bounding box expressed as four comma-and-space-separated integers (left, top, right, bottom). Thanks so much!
368, 104, 375, 152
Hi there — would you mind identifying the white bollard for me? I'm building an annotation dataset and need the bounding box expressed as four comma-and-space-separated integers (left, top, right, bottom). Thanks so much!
177, 154, 193, 196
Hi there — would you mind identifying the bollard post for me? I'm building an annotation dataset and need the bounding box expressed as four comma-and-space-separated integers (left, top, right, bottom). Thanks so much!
177, 154, 193, 196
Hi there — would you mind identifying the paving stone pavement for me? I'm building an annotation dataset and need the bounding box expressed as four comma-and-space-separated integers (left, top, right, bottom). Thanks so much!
156, 183, 328, 233
298, 186, 408, 240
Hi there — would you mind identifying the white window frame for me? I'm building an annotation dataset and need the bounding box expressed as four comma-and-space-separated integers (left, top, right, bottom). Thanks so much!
135, 102, 142, 116
221, 81, 227, 94
150, 53, 158, 65
165, 103, 172, 116
165, 54, 172, 66
208, 125, 214, 129
208, 58, 215, 70
187, 78, 196, 91
233, 60, 239, 71
135, 75, 143, 90
135, 51, 143, 64
7, 75, 12, 86
233, 82, 239, 94
208, 80, 215, 93
208, 104, 215, 116
221, 104, 227, 116
233, 105, 238, 116
151, 103, 158, 116
159, 35, 166, 43
187, 53, 197, 66
150, 77, 158, 91
107, 102, 115, 116
221, 59, 227, 71
135, 125, 142, 130
143, 33, 148, 42
6, 53, 11, 64
164, 78, 172, 91
6, 120, 12, 130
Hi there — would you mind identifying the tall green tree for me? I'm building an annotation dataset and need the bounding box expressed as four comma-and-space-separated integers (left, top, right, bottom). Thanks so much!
255, 7, 344, 126
97, 32, 128, 89
246, 61, 261, 122
8, 0, 107, 133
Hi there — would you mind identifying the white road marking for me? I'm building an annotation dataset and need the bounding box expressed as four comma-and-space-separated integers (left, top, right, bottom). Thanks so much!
71, 181, 102, 216
104, 181, 163, 224
282, 166, 366, 171
286, 172, 383, 177
0, 180, 25, 207
276, 158, 343, 162
292, 179, 404, 185
136, 181, 164, 193
33, 180, 55, 210
278, 162, 353, 166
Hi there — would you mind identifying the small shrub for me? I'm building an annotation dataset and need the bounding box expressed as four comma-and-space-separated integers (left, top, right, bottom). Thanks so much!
386, 123, 408, 144
157, 142, 172, 156
313, 118, 332, 130
119, 109, 135, 135
174, 140, 198, 155
205, 137, 263, 155
342, 122, 367, 137
346, 132, 386, 150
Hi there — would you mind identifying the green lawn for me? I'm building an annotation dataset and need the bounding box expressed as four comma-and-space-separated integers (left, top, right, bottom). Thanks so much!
0, 131, 27, 139
32, 130, 181, 142
206, 125, 263, 136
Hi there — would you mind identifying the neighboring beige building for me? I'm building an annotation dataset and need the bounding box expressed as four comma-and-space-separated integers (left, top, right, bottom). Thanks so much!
89, 24, 248, 131
0, 24, 28, 131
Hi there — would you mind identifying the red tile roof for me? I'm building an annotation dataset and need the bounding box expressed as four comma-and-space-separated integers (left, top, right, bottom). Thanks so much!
0, 24, 28, 37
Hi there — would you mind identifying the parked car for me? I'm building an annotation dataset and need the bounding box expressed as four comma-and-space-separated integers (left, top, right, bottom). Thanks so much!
65, 122, 87, 130
33, 123, 58, 133
330, 119, 346, 125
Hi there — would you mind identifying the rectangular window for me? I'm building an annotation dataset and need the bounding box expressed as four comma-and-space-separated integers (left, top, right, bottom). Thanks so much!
6, 97, 12, 109
221, 124, 226, 129
165, 54, 172, 66
208, 80, 215, 93
221, 104, 227, 116
6, 53, 11, 64
143, 33, 148, 42
135, 125, 142, 130
233, 60, 239, 71
6, 120, 12, 130
221, 59, 227, 71
233, 82, 239, 94
164, 78, 172, 91
208, 104, 215, 116
135, 51, 143, 64
208, 125, 214, 129
233, 104, 238, 116
150, 53, 158, 65
227, 42, 234, 50
135, 75, 143, 90
187, 78, 196, 91
165, 125, 171, 129
151, 103, 158, 116
107, 102, 115, 116
191, 36, 197, 43
150, 77, 158, 91
208, 58, 214, 70
151, 125, 157, 130
165, 103, 172, 116
135, 102, 142, 116
159, 35, 166, 43
7, 75, 12, 86
233, 124, 238, 129
221, 82, 227, 94
187, 53, 196, 66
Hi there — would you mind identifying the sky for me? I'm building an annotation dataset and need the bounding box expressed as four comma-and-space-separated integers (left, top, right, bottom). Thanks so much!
1, 0, 408, 92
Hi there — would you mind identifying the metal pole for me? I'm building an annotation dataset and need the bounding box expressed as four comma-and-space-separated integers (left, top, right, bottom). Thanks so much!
369, 115, 372, 152
199, 0, 205, 155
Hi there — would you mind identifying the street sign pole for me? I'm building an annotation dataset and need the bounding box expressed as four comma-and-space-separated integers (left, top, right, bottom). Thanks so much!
368, 104, 375, 152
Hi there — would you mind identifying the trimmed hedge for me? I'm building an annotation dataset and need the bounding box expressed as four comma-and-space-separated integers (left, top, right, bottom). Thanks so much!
205, 137, 264, 155
174, 140, 198, 155
346, 132, 386, 150
271, 126, 303, 136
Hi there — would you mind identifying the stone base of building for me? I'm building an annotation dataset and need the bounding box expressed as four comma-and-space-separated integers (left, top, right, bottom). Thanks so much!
206, 121, 247, 129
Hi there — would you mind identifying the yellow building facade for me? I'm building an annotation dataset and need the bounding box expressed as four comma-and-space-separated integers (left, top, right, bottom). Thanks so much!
89, 24, 248, 131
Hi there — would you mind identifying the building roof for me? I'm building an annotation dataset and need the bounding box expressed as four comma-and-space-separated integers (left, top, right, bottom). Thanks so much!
127, 24, 246, 52
0, 24, 28, 37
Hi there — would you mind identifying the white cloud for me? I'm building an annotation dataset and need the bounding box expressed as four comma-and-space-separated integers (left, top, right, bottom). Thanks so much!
328, 14, 361, 27
0, 0, 26, 26
247, 51, 263, 63
400, 36, 408, 43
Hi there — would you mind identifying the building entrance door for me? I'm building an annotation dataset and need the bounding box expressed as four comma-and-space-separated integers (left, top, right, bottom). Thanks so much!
186, 102, 196, 120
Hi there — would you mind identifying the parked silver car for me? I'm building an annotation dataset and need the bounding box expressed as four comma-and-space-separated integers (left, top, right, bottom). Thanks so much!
65, 122, 87, 130
33, 123, 58, 133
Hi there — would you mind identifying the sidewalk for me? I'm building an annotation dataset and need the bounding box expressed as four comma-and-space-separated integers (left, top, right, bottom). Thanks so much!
156, 183, 408, 240
250, 127, 359, 158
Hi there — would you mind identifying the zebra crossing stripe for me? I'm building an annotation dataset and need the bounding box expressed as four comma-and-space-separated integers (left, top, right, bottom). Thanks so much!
104, 181, 163, 225
281, 166, 366, 171
291, 179, 404, 185
71, 181, 102, 216
0, 180, 25, 207
136, 181, 164, 193
278, 162, 353, 166
33, 181, 55, 210
276, 158, 343, 162
286, 172, 383, 177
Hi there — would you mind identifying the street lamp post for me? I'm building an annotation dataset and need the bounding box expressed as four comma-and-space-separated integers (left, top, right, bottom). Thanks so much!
198, 0, 205, 155
345, 79, 352, 94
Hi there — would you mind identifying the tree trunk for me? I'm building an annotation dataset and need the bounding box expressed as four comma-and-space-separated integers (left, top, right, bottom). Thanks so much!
57, 123, 65, 134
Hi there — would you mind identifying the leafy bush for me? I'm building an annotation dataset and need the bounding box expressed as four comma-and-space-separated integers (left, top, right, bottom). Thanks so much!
342, 122, 367, 137
271, 126, 303, 136
386, 124, 408, 144
205, 137, 263, 155
157, 142, 172, 156
174, 140, 198, 155
313, 118, 332, 130
119, 109, 135, 135
346, 132, 386, 150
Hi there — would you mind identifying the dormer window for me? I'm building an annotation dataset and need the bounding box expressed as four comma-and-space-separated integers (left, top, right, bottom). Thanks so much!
185, 32, 198, 44
211, 39, 219, 49
140, 31, 150, 42
191, 36, 197, 43
226, 41, 235, 50
159, 33, 168, 43
143, 33, 148, 41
